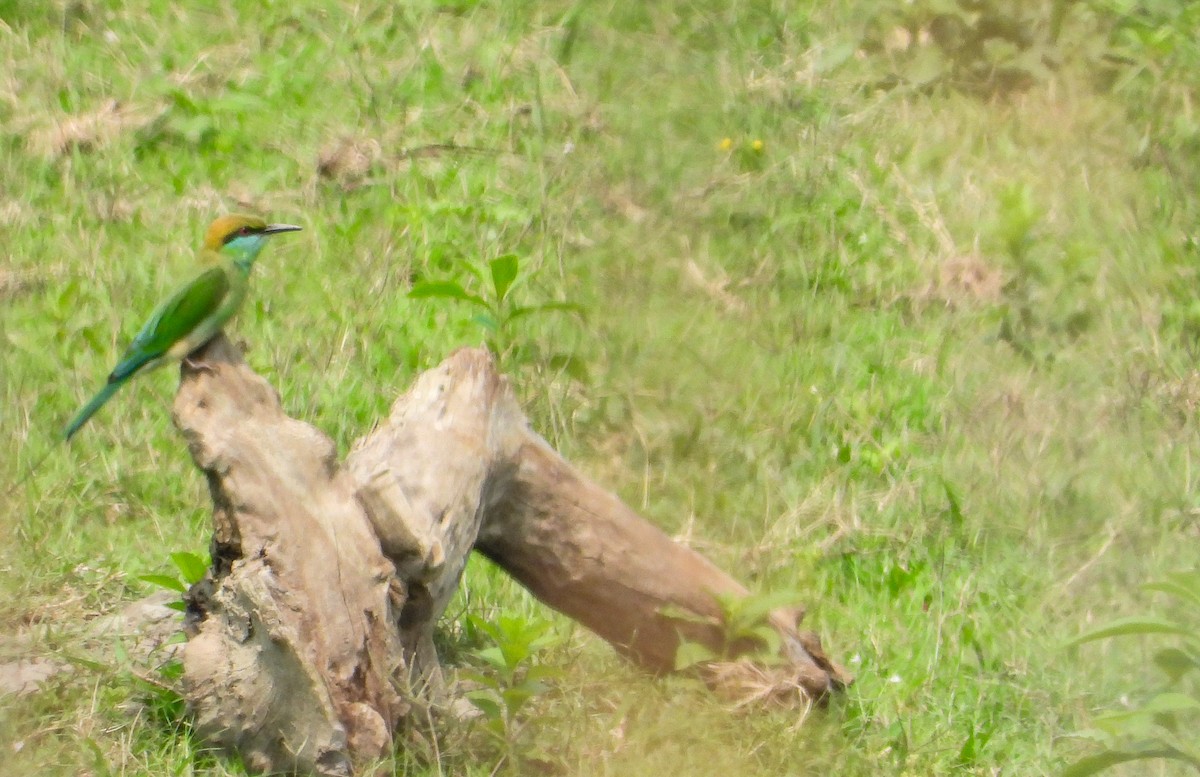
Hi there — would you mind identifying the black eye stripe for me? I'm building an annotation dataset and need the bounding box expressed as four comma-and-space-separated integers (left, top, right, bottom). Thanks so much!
222, 225, 262, 244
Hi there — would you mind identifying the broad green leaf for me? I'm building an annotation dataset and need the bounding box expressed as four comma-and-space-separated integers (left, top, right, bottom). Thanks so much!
1062, 749, 1180, 777
459, 670, 500, 691
465, 613, 499, 641
465, 691, 503, 721
1144, 574, 1200, 610
1154, 647, 1199, 682
170, 551, 208, 585
744, 624, 782, 656
719, 589, 807, 625
409, 281, 489, 309
1092, 697, 1200, 734
1066, 617, 1192, 647
489, 254, 519, 302
1139, 692, 1200, 714
499, 639, 533, 671
1092, 708, 1158, 737
138, 573, 186, 593
473, 646, 508, 672
675, 639, 719, 670
513, 679, 550, 696
506, 680, 548, 703
659, 603, 719, 627
501, 687, 534, 715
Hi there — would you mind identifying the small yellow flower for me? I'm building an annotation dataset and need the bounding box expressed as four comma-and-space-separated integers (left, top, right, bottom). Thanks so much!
718, 137, 733, 151
751, 139, 764, 152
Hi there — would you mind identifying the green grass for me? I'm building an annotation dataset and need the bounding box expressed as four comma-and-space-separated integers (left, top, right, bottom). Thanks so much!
2, 0, 1199, 774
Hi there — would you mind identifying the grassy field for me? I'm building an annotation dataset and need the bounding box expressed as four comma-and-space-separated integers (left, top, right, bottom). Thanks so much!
2, 1, 1198, 774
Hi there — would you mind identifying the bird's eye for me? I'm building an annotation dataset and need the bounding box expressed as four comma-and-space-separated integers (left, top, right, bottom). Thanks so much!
239, 226, 254, 236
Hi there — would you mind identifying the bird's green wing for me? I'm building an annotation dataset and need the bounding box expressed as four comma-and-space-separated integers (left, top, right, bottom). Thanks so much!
110, 265, 230, 381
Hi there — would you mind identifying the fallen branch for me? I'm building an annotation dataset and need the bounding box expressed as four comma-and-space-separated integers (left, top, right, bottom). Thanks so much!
174, 334, 847, 775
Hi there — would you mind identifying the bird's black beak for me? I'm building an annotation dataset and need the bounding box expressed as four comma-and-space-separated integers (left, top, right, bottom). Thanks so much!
263, 223, 303, 235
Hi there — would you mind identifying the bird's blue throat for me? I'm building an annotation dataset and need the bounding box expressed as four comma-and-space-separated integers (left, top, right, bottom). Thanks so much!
223, 234, 270, 272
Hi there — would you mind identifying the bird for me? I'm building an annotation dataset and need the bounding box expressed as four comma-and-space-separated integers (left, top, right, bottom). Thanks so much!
63, 214, 302, 441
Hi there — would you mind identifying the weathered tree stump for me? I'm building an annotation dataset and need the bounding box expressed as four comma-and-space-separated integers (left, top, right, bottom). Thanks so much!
174, 335, 848, 776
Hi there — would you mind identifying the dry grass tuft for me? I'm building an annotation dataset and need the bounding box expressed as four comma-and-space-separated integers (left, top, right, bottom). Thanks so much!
681, 259, 747, 314
602, 185, 650, 225
1152, 369, 1200, 424
0, 199, 33, 226
317, 135, 384, 190
26, 99, 153, 159
933, 253, 1004, 307
0, 265, 64, 300
702, 658, 818, 718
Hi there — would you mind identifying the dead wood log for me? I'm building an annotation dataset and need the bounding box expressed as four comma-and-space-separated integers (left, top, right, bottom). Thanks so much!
174, 334, 847, 776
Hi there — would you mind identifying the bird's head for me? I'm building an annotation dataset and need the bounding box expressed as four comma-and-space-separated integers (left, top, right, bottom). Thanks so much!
204, 214, 302, 268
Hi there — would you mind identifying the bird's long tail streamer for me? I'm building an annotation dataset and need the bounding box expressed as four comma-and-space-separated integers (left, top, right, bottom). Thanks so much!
63, 381, 121, 442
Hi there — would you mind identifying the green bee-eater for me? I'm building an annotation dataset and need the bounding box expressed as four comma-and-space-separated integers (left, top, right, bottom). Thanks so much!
63, 214, 302, 441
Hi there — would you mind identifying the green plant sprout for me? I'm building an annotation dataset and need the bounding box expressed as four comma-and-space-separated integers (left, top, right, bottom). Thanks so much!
409, 253, 583, 371
138, 550, 209, 612
1063, 570, 1200, 776
460, 612, 565, 771
666, 589, 807, 671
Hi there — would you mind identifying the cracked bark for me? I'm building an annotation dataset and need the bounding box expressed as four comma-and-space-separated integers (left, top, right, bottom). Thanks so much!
174, 334, 848, 776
